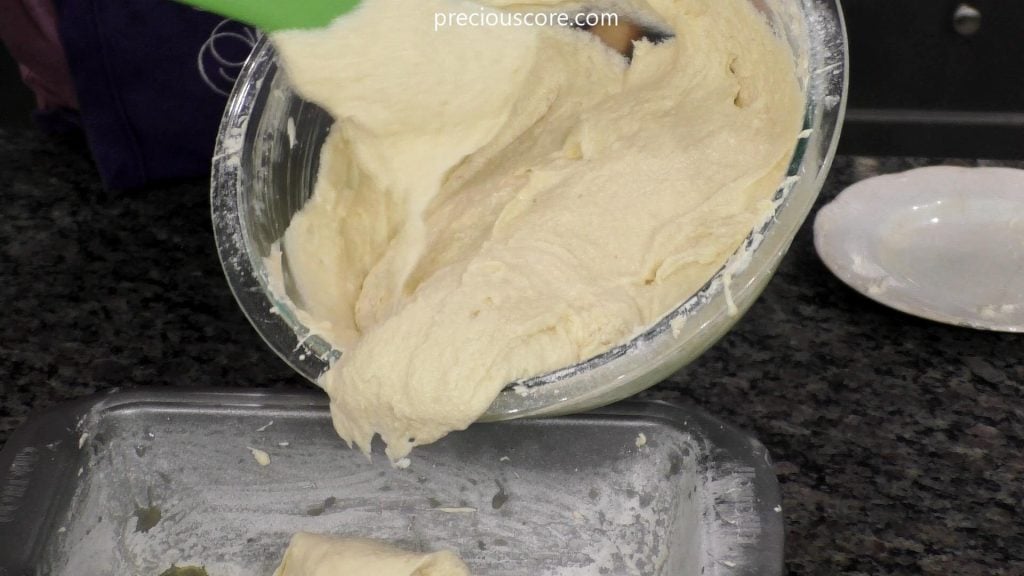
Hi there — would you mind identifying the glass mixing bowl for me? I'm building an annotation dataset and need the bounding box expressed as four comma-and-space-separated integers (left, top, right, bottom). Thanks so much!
211, 0, 848, 420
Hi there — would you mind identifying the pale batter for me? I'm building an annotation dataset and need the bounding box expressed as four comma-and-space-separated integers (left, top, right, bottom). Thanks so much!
274, 533, 470, 576
271, 0, 802, 460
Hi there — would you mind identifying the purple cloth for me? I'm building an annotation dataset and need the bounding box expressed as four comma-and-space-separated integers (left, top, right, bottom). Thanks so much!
0, 0, 78, 112
54, 0, 256, 189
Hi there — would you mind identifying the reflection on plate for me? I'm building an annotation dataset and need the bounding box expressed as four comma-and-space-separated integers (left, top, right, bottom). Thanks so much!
814, 166, 1024, 332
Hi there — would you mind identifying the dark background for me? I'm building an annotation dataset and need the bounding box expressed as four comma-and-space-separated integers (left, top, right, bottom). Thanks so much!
0, 47, 36, 129
840, 0, 1024, 158
2, 0, 1023, 157
847, 1, 1023, 111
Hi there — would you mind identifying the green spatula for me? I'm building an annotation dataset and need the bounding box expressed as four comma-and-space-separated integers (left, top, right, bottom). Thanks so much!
178, 0, 362, 32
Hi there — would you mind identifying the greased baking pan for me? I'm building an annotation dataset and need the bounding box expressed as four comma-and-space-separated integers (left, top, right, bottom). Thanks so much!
0, 389, 782, 575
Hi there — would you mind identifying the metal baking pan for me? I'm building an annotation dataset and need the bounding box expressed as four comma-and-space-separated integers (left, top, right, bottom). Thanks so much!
0, 389, 782, 575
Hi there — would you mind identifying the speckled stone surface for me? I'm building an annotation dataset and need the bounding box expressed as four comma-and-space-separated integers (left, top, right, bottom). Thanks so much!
1, 127, 1022, 574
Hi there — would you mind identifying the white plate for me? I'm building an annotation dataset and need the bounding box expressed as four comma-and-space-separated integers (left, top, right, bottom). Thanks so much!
814, 166, 1024, 332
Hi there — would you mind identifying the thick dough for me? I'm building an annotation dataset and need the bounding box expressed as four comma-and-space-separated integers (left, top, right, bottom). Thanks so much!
274, 533, 470, 576
272, 0, 802, 459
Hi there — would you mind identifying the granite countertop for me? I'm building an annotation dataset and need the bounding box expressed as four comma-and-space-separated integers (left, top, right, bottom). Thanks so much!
1, 127, 1021, 574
